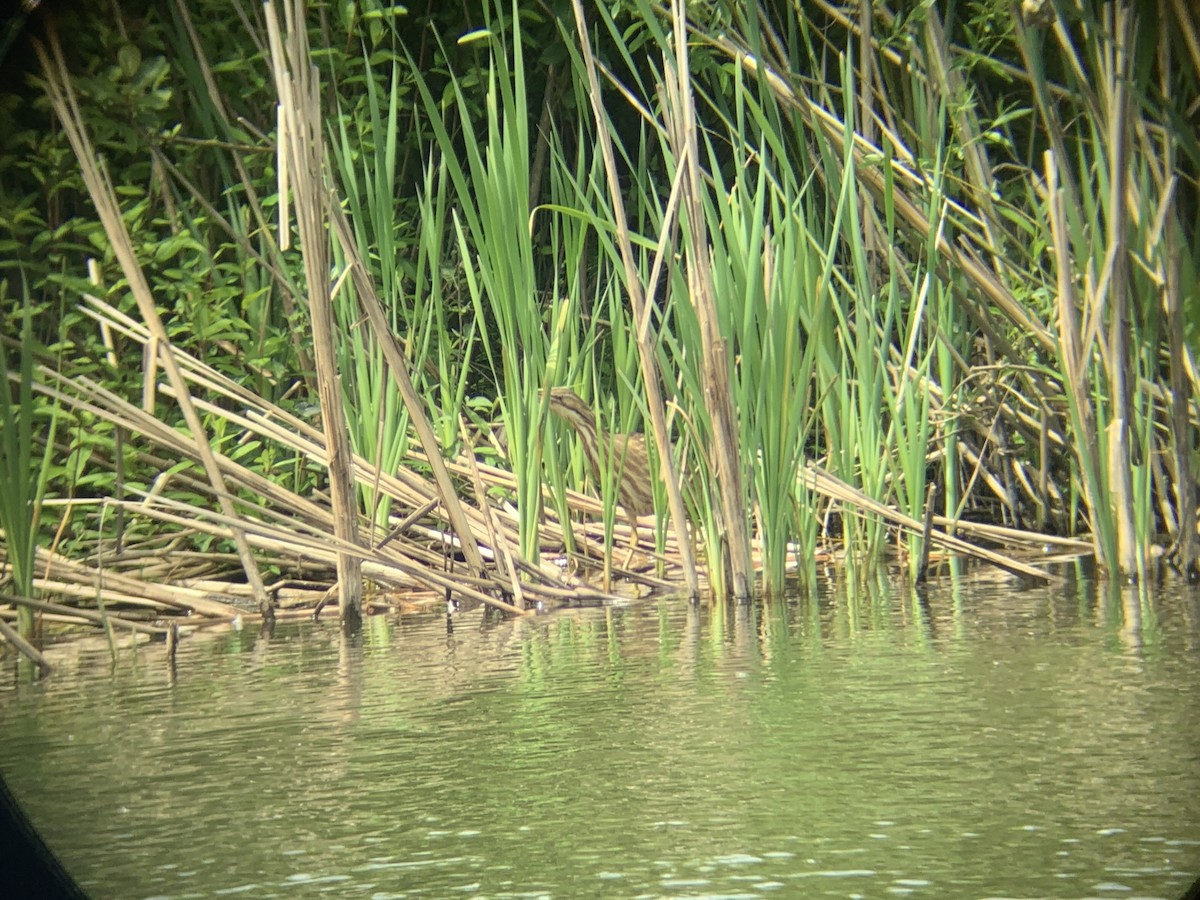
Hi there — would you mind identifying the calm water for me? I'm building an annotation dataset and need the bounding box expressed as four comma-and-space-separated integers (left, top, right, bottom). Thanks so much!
1, 570, 1198, 899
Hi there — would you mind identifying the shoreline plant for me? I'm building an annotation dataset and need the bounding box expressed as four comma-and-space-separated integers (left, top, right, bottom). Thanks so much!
0, 0, 1196, 667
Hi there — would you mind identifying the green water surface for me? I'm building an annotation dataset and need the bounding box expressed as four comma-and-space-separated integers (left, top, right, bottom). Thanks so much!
1, 571, 1198, 898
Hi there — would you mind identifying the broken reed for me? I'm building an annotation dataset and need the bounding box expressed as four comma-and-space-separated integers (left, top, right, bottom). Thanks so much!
5, 0, 1197, 642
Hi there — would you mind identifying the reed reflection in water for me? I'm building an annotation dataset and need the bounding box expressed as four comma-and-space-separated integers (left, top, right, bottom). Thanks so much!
1, 574, 1198, 898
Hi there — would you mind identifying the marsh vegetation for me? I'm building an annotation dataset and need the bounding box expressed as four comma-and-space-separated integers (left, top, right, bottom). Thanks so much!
1, 0, 1198, 665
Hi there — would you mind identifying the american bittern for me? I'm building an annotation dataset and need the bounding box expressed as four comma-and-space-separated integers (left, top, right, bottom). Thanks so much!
547, 387, 655, 552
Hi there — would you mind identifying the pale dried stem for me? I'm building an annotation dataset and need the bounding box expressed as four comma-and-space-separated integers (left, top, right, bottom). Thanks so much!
34, 27, 271, 612
571, 0, 699, 597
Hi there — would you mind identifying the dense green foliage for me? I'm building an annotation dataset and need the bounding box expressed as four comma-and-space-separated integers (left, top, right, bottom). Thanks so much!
1, 0, 1198, 615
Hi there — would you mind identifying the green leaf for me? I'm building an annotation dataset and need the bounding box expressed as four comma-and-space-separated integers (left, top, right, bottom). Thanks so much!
117, 43, 141, 79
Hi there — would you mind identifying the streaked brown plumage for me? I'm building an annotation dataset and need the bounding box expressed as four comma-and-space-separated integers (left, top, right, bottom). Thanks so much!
547, 387, 655, 522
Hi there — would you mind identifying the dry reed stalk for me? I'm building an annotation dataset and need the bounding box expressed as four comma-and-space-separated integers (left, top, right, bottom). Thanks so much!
0, 616, 51, 674
416, 444, 690, 583
112, 488, 532, 615
1097, 5, 1138, 576
1165, 206, 1198, 573
457, 420, 526, 609
571, 0, 699, 597
43, 289, 685, 622
1046, 152, 1105, 564
328, 203, 490, 580
265, 0, 363, 628
81, 299, 503, 567
801, 463, 1054, 582
42, 352, 542, 612
74, 239, 684, 602
663, 0, 752, 599
1, 594, 169, 636
955, 437, 1023, 515
31, 558, 243, 617
35, 28, 271, 613
43, 331, 452, 558
925, 517, 1091, 554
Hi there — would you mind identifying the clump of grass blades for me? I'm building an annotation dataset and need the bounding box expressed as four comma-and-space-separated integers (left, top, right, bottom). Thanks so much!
0, 276, 60, 642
